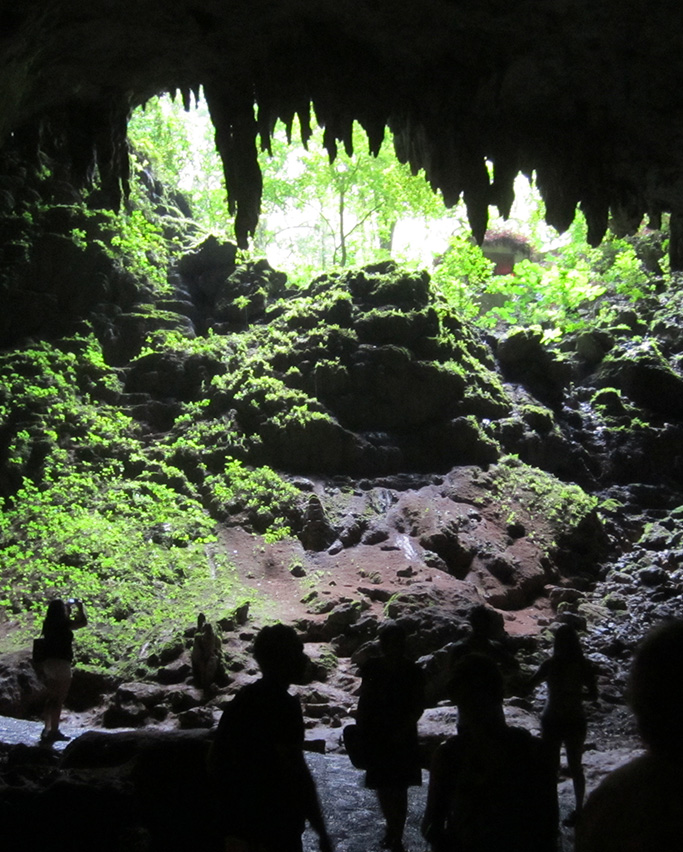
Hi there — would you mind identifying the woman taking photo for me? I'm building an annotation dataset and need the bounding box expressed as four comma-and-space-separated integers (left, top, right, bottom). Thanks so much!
39, 598, 87, 744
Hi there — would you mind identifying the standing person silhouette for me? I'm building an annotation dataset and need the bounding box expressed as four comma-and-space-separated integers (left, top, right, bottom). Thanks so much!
422, 653, 558, 852
356, 621, 426, 852
209, 623, 333, 852
39, 597, 87, 744
576, 619, 683, 852
530, 623, 598, 824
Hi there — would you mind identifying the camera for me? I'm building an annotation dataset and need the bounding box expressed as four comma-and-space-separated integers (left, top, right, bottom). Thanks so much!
67, 598, 81, 607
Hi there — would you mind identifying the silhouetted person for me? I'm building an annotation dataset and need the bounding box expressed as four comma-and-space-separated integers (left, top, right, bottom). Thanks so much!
191, 612, 222, 692
39, 597, 87, 744
209, 623, 333, 852
576, 619, 683, 852
356, 621, 425, 852
530, 623, 597, 824
428, 605, 520, 704
422, 653, 558, 852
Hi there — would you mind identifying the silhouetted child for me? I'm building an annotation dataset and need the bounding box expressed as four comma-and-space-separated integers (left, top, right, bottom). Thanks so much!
209, 623, 333, 852
576, 619, 683, 852
530, 623, 597, 824
422, 653, 558, 852
191, 612, 222, 692
356, 621, 426, 852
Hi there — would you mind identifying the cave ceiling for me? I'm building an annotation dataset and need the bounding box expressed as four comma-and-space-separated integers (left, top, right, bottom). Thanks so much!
2, 1, 683, 254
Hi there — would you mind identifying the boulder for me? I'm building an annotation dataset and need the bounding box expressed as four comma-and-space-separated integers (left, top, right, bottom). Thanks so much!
497, 328, 571, 407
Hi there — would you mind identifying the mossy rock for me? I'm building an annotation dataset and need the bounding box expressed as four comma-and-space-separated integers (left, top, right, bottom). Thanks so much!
591, 340, 683, 417
259, 411, 371, 474
355, 306, 439, 347
177, 234, 238, 301
497, 328, 571, 407
343, 262, 431, 309
332, 347, 466, 431
520, 404, 555, 433
487, 457, 608, 574
125, 350, 215, 401
214, 287, 267, 324
591, 387, 628, 417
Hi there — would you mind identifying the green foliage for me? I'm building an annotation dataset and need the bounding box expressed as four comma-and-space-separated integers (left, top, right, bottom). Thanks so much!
205, 458, 300, 539
432, 212, 658, 341
488, 456, 598, 534
431, 236, 494, 318
0, 465, 255, 674
128, 93, 230, 237
0, 333, 259, 672
98, 171, 190, 294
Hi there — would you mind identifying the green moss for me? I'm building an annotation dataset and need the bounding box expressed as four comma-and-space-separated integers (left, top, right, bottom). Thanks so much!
488, 456, 598, 531
520, 404, 555, 433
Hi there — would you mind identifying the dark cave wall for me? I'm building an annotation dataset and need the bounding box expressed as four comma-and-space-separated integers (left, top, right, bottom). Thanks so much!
2, 1, 683, 257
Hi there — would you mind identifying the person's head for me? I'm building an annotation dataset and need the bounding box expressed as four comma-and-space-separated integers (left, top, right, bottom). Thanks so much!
378, 620, 407, 660
553, 623, 583, 659
448, 653, 505, 723
253, 623, 308, 685
468, 604, 504, 639
629, 619, 683, 757
43, 598, 68, 629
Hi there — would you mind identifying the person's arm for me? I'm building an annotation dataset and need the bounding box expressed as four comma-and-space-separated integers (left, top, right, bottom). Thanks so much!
69, 600, 87, 629
290, 748, 334, 852
583, 658, 599, 701
528, 659, 549, 690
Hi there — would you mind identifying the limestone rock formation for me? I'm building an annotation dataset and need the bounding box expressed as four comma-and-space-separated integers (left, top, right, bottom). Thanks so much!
2, 2, 683, 261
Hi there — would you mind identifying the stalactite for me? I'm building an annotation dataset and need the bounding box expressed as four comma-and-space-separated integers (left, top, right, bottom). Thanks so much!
536, 165, 580, 235
609, 197, 644, 238
669, 212, 683, 271
322, 124, 338, 164
204, 81, 262, 249
462, 154, 491, 245
581, 195, 609, 247
489, 152, 518, 220
427, 136, 463, 210
95, 94, 131, 211
297, 105, 313, 147
66, 102, 99, 188
358, 114, 386, 157
648, 209, 663, 231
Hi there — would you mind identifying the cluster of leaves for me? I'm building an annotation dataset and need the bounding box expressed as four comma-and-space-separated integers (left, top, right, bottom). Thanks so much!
205, 458, 301, 542
0, 334, 263, 672
129, 95, 454, 281
433, 215, 658, 342
0, 467, 238, 673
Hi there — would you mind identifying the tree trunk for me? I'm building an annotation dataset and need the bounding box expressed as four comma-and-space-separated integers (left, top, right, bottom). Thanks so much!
669, 212, 683, 271
338, 190, 347, 267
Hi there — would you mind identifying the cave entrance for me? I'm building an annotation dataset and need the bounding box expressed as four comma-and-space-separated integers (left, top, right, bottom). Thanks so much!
127, 92, 667, 340
129, 92, 544, 281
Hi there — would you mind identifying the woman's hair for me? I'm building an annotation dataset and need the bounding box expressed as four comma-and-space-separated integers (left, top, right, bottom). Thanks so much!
553, 623, 583, 659
378, 620, 407, 656
629, 619, 683, 754
42, 598, 68, 633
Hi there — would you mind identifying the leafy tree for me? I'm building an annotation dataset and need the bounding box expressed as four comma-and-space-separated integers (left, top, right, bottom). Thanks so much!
129, 94, 455, 274
255, 119, 448, 272
129, 92, 231, 235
